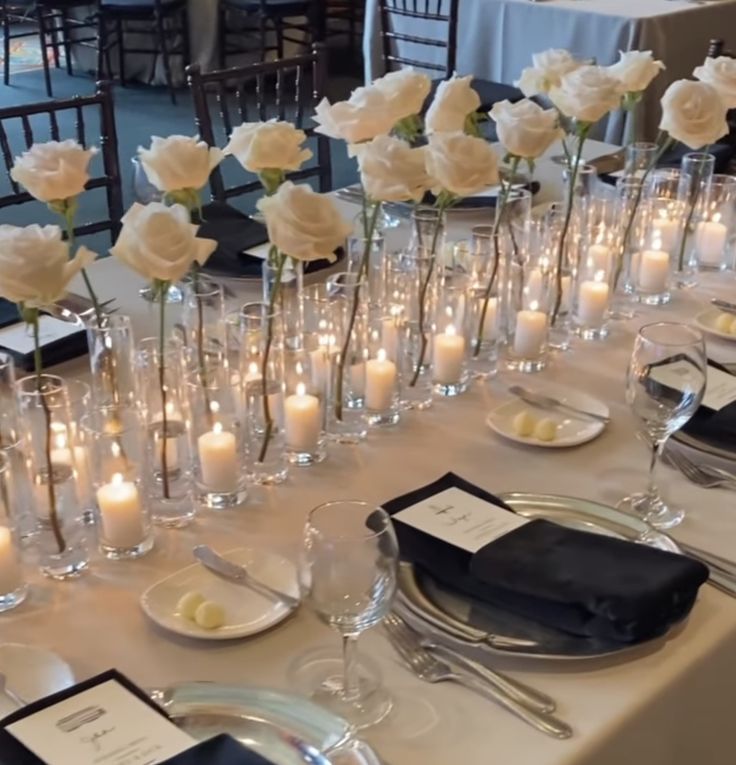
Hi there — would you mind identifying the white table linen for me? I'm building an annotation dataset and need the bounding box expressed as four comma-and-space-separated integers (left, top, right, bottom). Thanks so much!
363, 0, 736, 143
3, 140, 736, 764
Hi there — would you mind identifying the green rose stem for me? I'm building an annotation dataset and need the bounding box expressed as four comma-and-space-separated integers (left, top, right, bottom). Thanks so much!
552, 123, 590, 323
155, 279, 171, 499
473, 156, 521, 357
409, 192, 452, 388
21, 305, 65, 554
334, 200, 381, 421
257, 246, 286, 463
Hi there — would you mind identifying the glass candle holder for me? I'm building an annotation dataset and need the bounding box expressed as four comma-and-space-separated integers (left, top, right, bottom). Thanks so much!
136, 337, 195, 528
625, 142, 658, 178
83, 407, 154, 559
284, 349, 327, 464
432, 272, 470, 396
693, 174, 736, 271
573, 258, 612, 341
240, 302, 288, 485
86, 314, 138, 410
614, 176, 651, 315
364, 323, 400, 426
644, 169, 687, 264
17, 374, 89, 579
0, 451, 27, 611
0, 352, 20, 451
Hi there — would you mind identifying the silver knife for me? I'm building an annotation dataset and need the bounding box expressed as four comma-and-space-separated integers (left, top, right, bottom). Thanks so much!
508, 385, 611, 424
193, 545, 301, 609
711, 298, 736, 316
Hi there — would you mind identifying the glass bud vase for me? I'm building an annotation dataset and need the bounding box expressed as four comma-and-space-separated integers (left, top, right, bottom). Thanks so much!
240, 302, 288, 485
86, 314, 138, 410
0, 451, 28, 611
17, 374, 89, 579
181, 277, 226, 358
348, 229, 385, 310
263, 258, 304, 350
136, 337, 195, 528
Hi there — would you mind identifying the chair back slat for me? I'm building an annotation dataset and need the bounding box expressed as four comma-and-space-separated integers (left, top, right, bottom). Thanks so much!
0, 82, 123, 243
186, 44, 333, 204
378, 0, 459, 77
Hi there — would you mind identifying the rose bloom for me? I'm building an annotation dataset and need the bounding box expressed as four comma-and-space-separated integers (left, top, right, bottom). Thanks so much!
11, 139, 96, 202
489, 99, 563, 159
313, 86, 399, 144
425, 74, 481, 134
694, 56, 736, 109
659, 79, 729, 150
550, 65, 624, 123
0, 224, 95, 307
138, 135, 223, 193
355, 135, 430, 203
224, 121, 312, 173
607, 50, 665, 93
516, 49, 585, 97
425, 132, 499, 198
110, 202, 217, 283
372, 68, 432, 120
257, 182, 352, 262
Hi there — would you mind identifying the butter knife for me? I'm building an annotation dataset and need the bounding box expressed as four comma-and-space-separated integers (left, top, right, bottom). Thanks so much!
508, 385, 610, 424
711, 298, 736, 316
193, 545, 301, 609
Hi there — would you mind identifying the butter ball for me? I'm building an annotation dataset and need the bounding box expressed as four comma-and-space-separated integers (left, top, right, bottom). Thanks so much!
194, 600, 226, 630
534, 418, 558, 442
177, 590, 205, 620
715, 313, 733, 333
512, 410, 536, 437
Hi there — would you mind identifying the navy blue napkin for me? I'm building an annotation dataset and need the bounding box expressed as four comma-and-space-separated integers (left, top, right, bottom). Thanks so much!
680, 361, 736, 451
160, 734, 275, 765
384, 473, 708, 643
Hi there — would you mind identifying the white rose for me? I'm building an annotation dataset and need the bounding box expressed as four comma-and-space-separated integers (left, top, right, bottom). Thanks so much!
0, 224, 95, 307
659, 79, 729, 149
10, 140, 96, 202
550, 65, 624, 123
425, 132, 500, 198
607, 50, 664, 94
138, 135, 223, 193
372, 68, 432, 119
425, 75, 481, 134
694, 56, 736, 109
110, 203, 217, 283
355, 136, 430, 203
313, 86, 398, 144
516, 49, 585, 96
257, 182, 352, 262
489, 99, 563, 159
223, 121, 313, 173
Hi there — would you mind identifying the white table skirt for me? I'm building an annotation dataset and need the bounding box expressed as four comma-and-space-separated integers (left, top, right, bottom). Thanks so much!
3, 140, 736, 764
363, 0, 736, 144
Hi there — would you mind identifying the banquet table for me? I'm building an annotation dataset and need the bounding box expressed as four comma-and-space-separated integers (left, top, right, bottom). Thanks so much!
363, 0, 736, 144
3, 139, 736, 765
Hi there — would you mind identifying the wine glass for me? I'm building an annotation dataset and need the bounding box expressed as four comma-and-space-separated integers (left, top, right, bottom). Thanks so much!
298, 500, 399, 729
618, 322, 706, 528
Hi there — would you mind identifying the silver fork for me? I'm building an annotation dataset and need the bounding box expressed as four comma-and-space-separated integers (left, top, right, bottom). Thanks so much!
665, 449, 736, 490
383, 614, 572, 739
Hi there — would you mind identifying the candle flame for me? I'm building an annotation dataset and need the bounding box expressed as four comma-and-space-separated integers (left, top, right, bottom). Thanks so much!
594, 270, 605, 283
652, 237, 662, 252
209, 400, 220, 414
296, 361, 304, 375
296, 382, 306, 397
248, 362, 258, 376
377, 349, 387, 362
530, 300, 540, 312
165, 401, 175, 416
54, 432, 66, 450
111, 441, 121, 458
713, 212, 722, 224
213, 422, 223, 435
446, 324, 457, 337
112, 473, 124, 486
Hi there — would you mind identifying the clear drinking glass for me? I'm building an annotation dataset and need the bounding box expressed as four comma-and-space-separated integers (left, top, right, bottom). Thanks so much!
298, 501, 399, 729
618, 322, 706, 529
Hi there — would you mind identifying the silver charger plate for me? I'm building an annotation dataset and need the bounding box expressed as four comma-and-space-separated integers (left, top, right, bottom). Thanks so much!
150, 682, 382, 765
405, 492, 682, 660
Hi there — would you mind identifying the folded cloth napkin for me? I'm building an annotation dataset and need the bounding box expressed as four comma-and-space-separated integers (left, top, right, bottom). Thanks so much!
0, 299, 19, 329
383, 473, 708, 644
160, 734, 276, 765
680, 361, 736, 451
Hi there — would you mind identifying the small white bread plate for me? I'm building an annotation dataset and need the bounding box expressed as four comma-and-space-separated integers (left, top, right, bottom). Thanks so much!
486, 384, 609, 448
140, 547, 299, 641
695, 307, 736, 342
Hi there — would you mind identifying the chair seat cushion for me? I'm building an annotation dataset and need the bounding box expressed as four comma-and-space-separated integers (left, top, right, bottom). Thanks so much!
223, 0, 313, 14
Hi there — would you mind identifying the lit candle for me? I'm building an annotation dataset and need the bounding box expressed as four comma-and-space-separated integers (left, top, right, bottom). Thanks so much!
577, 271, 610, 326
154, 401, 181, 472
695, 214, 727, 266
652, 216, 680, 253
365, 349, 397, 411
0, 527, 21, 594
284, 382, 321, 453
96, 473, 145, 548
513, 302, 547, 358
197, 422, 238, 492
587, 243, 611, 273
433, 325, 465, 385
638, 245, 669, 292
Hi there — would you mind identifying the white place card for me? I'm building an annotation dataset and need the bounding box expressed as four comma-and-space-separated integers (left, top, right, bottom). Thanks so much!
6, 679, 194, 765
0, 315, 81, 356
391, 487, 530, 554
649, 359, 736, 411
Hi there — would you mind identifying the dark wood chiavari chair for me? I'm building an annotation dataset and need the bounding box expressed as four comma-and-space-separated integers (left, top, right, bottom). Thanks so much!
377, 0, 523, 112
706, 39, 736, 154
0, 81, 123, 243
324, 0, 363, 63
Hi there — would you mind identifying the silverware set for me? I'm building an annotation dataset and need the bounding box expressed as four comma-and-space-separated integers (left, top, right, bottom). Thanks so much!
664, 448, 736, 490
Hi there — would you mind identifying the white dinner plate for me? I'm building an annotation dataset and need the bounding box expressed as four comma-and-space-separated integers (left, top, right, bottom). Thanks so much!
140, 547, 299, 641
694, 307, 736, 342
486, 384, 609, 448
0, 644, 75, 716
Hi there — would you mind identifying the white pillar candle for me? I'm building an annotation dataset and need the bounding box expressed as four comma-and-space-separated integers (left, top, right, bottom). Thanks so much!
695, 218, 727, 266
513, 305, 547, 358
197, 422, 238, 492
638, 248, 670, 292
433, 325, 465, 384
365, 349, 397, 411
0, 527, 21, 594
652, 218, 680, 253
381, 318, 400, 362
284, 383, 321, 452
96, 474, 145, 548
587, 243, 611, 273
577, 278, 610, 326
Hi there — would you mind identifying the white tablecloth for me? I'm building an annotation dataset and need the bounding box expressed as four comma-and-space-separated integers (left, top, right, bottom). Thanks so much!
3, 140, 736, 764
363, 0, 736, 143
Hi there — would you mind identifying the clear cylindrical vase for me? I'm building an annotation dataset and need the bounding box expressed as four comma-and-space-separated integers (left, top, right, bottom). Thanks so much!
0, 451, 27, 611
